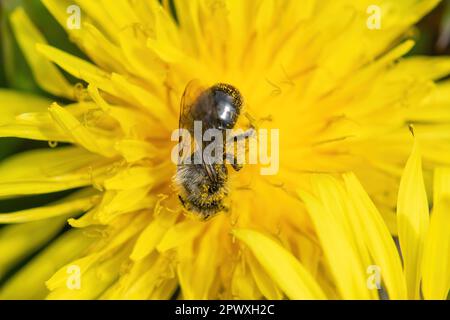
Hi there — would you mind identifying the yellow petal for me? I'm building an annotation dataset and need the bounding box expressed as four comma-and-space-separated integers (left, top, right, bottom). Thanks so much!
0, 217, 67, 279
0, 147, 104, 198
130, 210, 178, 261
45, 215, 148, 296
177, 225, 222, 299
87, 85, 165, 140
298, 183, 371, 300
0, 89, 49, 117
309, 175, 376, 298
115, 140, 159, 162
72, 0, 119, 40
82, 23, 128, 73
395, 56, 450, 81
109, 73, 172, 124
397, 138, 430, 299
148, 279, 178, 300
102, 253, 176, 300
0, 229, 93, 299
36, 44, 116, 94
157, 220, 204, 252
42, 0, 82, 31
343, 173, 407, 299
46, 243, 131, 299
433, 167, 450, 204
421, 169, 450, 300
0, 192, 98, 223
0, 90, 68, 141
103, 166, 161, 190
117, 27, 166, 84
45, 254, 99, 292
48, 103, 116, 157
100, 0, 139, 28
231, 259, 262, 299
246, 251, 283, 300
147, 37, 184, 64
10, 8, 73, 98
94, 188, 155, 224
100, 254, 157, 299
233, 228, 326, 300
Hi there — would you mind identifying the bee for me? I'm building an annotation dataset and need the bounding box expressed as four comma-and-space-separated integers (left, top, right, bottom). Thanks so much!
174, 81, 253, 220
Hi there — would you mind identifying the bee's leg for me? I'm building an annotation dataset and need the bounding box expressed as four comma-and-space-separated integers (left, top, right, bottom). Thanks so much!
178, 195, 188, 208
231, 161, 243, 172
225, 129, 255, 172
244, 112, 273, 130
226, 128, 256, 144
244, 112, 258, 129
225, 152, 243, 171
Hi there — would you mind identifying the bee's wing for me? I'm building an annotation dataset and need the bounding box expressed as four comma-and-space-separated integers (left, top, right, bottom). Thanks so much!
178, 80, 206, 163
202, 153, 218, 183
179, 80, 219, 183
179, 79, 205, 133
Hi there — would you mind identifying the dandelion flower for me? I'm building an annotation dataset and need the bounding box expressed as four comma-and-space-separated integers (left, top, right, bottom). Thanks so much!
0, 0, 449, 299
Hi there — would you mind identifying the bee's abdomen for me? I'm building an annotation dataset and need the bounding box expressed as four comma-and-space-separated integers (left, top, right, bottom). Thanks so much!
175, 163, 228, 218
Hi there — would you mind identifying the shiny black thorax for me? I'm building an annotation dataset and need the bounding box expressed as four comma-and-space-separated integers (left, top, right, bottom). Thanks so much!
190, 84, 242, 133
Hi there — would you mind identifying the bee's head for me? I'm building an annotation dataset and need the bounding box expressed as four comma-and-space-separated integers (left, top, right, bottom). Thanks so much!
211, 83, 243, 129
